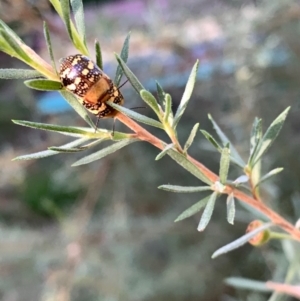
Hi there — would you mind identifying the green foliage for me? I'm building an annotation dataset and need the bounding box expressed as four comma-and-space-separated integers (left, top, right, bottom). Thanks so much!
156, 81, 165, 104
173, 60, 199, 129
72, 139, 139, 166
140, 90, 161, 117
70, 0, 87, 47
1, 0, 291, 232
60, 91, 95, 128
0, 1, 298, 299
115, 53, 145, 94
13, 138, 89, 160
114, 32, 131, 86
183, 123, 200, 154
24, 79, 62, 91
94, 40, 103, 70
250, 107, 290, 167
0, 69, 42, 79
167, 149, 212, 185
1, 0, 293, 228
107, 101, 164, 129
155, 143, 175, 160
159, 185, 211, 193
211, 223, 273, 258
219, 144, 230, 184
174, 194, 211, 222
226, 193, 235, 225
254, 167, 284, 188
224, 278, 273, 292
197, 191, 218, 231
163, 93, 172, 123
49, 0, 89, 55
43, 22, 57, 74
208, 114, 245, 168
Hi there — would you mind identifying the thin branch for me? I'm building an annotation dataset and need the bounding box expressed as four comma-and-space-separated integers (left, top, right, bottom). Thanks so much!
115, 112, 300, 241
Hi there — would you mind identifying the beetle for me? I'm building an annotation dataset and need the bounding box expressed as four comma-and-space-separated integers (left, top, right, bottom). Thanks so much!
59, 54, 124, 120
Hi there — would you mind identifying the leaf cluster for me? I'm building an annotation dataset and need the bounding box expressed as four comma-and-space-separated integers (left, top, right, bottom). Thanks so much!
0, 0, 291, 242
0, 1, 298, 299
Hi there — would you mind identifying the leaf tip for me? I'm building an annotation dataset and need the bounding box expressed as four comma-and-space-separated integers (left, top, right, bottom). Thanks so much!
197, 226, 205, 232
211, 253, 217, 259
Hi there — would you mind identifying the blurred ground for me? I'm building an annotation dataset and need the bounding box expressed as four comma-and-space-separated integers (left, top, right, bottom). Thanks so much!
0, 0, 300, 300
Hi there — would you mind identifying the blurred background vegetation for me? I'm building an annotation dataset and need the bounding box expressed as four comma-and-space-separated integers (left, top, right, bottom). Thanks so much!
1, 0, 300, 300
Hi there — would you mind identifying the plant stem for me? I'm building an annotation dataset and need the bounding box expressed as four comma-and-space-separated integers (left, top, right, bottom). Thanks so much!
116, 112, 300, 241
269, 232, 295, 241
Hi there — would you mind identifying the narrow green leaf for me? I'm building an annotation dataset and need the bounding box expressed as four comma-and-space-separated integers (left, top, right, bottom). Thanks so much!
155, 143, 174, 160
13, 137, 88, 161
70, 0, 86, 46
208, 114, 245, 168
43, 22, 57, 74
230, 175, 252, 193
95, 40, 103, 70
115, 32, 131, 86
200, 130, 222, 152
159, 185, 211, 193
173, 60, 199, 129
197, 191, 218, 231
72, 138, 138, 166
0, 25, 56, 80
0, 19, 23, 43
24, 79, 62, 91
249, 117, 262, 160
254, 167, 284, 188
201, 129, 243, 168
140, 90, 161, 116
60, 0, 73, 42
0, 35, 13, 55
12, 120, 106, 138
115, 53, 144, 94
111, 132, 136, 141
251, 159, 261, 189
49, 147, 87, 153
0, 69, 42, 79
226, 193, 235, 225
252, 107, 290, 166
107, 101, 164, 129
219, 144, 230, 184
174, 194, 211, 222
156, 81, 165, 105
232, 175, 249, 185
163, 93, 172, 123
0, 29, 30, 62
49, 0, 89, 55
60, 90, 95, 128
49, 138, 105, 152
167, 149, 212, 185
225, 278, 272, 292
212, 222, 273, 258
184, 123, 200, 153
13, 149, 58, 161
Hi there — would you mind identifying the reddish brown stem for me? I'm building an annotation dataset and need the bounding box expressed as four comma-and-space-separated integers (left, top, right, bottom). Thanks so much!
115, 112, 300, 241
